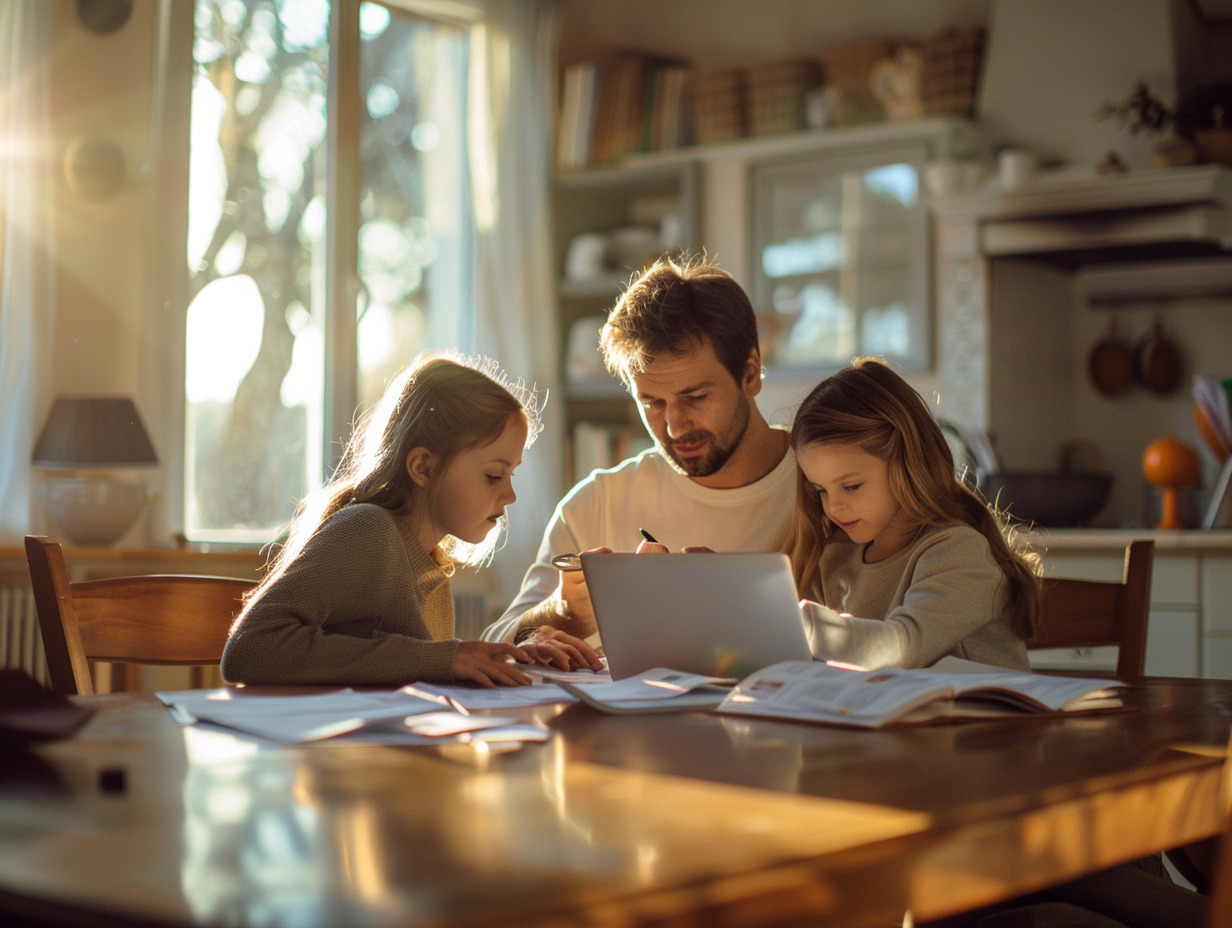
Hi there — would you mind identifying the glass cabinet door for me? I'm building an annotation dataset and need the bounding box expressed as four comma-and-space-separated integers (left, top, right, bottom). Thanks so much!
750, 142, 932, 372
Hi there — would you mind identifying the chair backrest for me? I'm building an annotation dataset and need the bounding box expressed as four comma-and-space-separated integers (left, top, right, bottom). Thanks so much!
1027, 539, 1154, 685
24, 535, 256, 696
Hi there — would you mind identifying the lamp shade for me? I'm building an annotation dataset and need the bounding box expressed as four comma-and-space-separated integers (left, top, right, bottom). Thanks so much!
32, 395, 158, 469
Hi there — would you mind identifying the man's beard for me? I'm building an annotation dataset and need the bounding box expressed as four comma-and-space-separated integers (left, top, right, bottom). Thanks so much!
661, 395, 751, 478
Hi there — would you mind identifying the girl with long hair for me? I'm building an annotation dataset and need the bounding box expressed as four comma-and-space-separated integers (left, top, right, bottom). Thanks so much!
784, 356, 1040, 670
221, 351, 600, 687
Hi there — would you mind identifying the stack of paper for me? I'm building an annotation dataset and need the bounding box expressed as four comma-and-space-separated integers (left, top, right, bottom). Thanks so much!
155, 688, 550, 746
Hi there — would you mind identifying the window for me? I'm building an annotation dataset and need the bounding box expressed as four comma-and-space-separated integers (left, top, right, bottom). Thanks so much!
184, 0, 475, 542
750, 143, 933, 374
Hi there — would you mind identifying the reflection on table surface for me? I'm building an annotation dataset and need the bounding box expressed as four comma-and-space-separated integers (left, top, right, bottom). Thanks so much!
2, 677, 1230, 928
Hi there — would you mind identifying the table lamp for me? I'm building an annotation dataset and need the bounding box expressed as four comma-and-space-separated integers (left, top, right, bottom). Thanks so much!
31, 395, 158, 546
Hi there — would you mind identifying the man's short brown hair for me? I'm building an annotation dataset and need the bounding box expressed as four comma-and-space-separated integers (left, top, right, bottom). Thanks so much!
600, 255, 759, 386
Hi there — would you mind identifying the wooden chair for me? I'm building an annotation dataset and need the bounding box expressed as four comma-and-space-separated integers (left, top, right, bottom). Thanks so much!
24, 534, 255, 695
1027, 539, 1154, 685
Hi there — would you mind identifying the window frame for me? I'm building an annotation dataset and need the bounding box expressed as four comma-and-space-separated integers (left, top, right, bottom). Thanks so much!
150, 0, 482, 543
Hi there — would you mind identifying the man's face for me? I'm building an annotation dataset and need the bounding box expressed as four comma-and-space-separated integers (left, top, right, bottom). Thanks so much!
630, 341, 757, 483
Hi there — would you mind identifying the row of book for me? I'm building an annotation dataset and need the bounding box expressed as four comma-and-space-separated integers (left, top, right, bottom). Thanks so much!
570, 421, 653, 485
557, 52, 691, 171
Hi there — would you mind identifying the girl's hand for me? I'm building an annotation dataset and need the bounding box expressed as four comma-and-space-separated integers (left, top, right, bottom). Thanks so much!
452, 641, 533, 687
520, 626, 604, 671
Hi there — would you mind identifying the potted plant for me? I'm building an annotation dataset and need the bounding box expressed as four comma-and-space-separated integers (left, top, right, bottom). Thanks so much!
1095, 81, 1176, 136
1094, 82, 1195, 167
1096, 80, 1232, 167
1175, 80, 1232, 166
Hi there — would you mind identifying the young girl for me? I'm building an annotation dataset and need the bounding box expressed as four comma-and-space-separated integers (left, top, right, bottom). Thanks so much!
221, 352, 599, 688
784, 356, 1040, 671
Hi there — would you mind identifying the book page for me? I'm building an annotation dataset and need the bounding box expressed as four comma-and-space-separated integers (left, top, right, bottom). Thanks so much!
718, 662, 957, 728
925, 658, 1123, 712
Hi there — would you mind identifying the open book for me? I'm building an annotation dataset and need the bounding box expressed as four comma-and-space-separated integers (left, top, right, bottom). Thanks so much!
716, 659, 1125, 729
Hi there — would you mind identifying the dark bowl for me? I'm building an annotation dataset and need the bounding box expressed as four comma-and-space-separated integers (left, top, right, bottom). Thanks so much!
979, 472, 1114, 528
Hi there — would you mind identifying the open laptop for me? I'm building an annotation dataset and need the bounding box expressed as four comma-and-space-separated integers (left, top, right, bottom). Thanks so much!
580, 552, 812, 680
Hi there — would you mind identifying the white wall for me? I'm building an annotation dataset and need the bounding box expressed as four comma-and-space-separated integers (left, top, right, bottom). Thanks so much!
34, 1, 167, 544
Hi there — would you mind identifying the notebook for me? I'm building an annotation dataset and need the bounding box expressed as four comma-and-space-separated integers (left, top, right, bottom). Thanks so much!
580, 552, 812, 680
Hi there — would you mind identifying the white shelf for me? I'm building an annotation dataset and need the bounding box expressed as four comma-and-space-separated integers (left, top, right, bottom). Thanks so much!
618, 116, 981, 166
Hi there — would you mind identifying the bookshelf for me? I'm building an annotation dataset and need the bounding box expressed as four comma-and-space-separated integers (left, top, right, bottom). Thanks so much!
553, 160, 701, 488
553, 89, 982, 486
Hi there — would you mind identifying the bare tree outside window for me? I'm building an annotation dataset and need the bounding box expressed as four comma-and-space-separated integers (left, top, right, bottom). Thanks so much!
186, 0, 471, 542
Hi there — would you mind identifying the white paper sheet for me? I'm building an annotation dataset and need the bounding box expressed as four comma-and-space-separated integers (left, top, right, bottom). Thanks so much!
155, 687, 551, 746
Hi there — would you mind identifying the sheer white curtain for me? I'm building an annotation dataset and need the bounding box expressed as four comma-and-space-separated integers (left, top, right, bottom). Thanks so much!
469, 0, 563, 604
0, 1, 55, 543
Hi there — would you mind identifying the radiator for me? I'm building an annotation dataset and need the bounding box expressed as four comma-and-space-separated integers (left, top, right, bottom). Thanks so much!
0, 584, 49, 685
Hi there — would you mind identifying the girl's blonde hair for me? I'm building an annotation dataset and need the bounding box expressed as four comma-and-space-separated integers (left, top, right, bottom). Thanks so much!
247, 351, 542, 604
784, 357, 1040, 640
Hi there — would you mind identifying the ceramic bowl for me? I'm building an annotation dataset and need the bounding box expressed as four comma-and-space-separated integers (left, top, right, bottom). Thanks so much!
980, 472, 1113, 528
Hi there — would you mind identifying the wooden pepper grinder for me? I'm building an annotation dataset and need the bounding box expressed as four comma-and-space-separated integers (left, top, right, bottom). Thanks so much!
1142, 434, 1201, 529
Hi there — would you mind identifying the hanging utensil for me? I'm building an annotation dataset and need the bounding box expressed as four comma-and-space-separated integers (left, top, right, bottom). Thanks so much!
1135, 316, 1183, 395
1086, 316, 1135, 397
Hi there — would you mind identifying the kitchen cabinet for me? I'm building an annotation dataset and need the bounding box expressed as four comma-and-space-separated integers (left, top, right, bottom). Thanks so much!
1028, 530, 1232, 679
749, 140, 935, 371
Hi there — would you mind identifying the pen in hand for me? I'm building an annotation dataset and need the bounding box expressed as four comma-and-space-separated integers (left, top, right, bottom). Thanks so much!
639, 528, 659, 544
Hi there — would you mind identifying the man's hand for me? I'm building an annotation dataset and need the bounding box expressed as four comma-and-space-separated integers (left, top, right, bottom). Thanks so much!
547, 544, 612, 639
520, 626, 604, 671
451, 641, 533, 687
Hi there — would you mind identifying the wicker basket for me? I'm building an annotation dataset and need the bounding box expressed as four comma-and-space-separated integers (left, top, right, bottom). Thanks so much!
747, 59, 825, 136
921, 27, 986, 117
692, 68, 747, 143
823, 38, 897, 125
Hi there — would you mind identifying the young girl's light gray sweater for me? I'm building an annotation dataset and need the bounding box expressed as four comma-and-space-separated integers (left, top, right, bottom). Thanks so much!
801, 523, 1030, 671
220, 503, 460, 686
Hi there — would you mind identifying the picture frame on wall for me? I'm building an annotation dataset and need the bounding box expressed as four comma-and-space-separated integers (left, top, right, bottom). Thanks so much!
1202, 457, 1232, 529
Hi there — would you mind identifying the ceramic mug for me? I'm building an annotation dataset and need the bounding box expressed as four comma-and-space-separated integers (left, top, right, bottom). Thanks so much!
998, 149, 1036, 188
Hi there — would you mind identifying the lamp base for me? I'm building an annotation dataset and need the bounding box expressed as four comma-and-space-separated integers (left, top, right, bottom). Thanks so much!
39, 474, 150, 547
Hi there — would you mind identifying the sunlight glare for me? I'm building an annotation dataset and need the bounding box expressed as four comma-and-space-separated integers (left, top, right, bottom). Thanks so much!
214, 230, 248, 276
235, 50, 272, 84
185, 275, 264, 404
864, 163, 918, 207
358, 303, 396, 371
278, 0, 329, 52
411, 121, 441, 152
359, 3, 391, 39
366, 80, 400, 119
281, 324, 323, 410
187, 75, 227, 270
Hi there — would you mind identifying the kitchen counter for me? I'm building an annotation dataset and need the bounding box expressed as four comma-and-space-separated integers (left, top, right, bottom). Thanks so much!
1024, 528, 1232, 552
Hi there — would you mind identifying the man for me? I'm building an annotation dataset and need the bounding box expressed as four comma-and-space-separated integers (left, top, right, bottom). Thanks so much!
483, 255, 798, 647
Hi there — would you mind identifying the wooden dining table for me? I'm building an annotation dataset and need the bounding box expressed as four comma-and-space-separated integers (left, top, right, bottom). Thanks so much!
1, 676, 1230, 928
